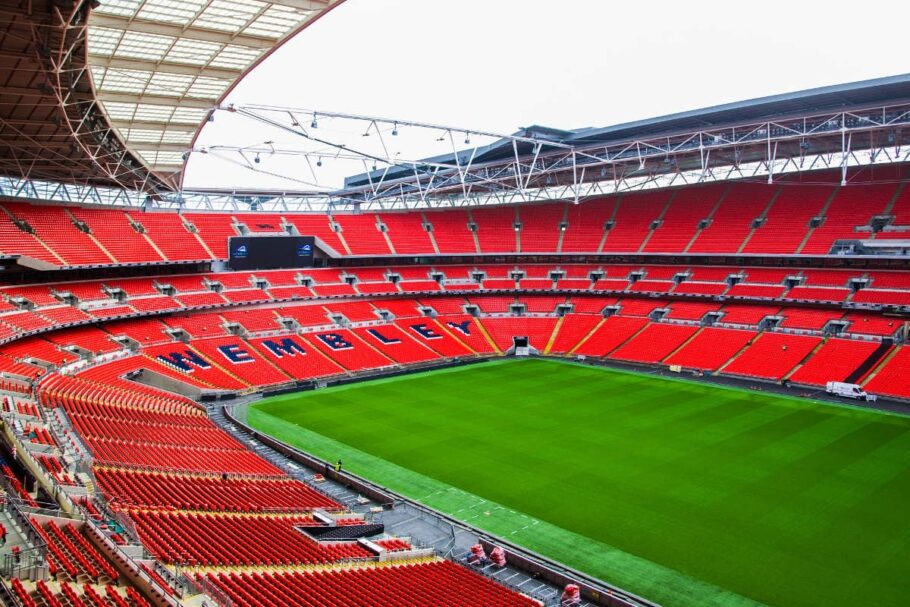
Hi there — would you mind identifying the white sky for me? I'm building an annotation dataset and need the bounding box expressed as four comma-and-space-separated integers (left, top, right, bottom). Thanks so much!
184, 0, 910, 191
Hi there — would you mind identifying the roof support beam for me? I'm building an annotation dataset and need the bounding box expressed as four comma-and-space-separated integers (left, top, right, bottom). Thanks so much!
129, 142, 189, 152
0, 86, 54, 98
88, 55, 245, 80
269, 0, 330, 10
89, 14, 277, 49
90, 91, 214, 108
0, 49, 40, 62
0, 118, 67, 128
109, 119, 198, 130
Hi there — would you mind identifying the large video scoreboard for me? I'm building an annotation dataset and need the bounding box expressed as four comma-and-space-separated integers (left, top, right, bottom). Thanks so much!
227, 236, 316, 270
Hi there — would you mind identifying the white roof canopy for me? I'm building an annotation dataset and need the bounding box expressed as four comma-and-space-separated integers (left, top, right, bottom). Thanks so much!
87, 0, 337, 176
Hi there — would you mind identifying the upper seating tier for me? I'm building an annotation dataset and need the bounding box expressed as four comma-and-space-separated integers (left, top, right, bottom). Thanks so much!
1, 174, 905, 266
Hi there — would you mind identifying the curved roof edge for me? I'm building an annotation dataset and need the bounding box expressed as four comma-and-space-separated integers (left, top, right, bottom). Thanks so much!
86, 0, 344, 192
565, 72, 910, 144
344, 73, 910, 189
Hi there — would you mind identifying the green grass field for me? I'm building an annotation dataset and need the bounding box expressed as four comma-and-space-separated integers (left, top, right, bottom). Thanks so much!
248, 358, 910, 607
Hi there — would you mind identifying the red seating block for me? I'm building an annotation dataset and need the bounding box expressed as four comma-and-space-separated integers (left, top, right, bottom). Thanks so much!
131, 510, 371, 567
201, 559, 540, 607
433, 315, 497, 353
518, 204, 563, 253
473, 207, 517, 253
333, 214, 392, 255
721, 333, 822, 380
304, 330, 395, 371
425, 210, 476, 253
801, 183, 894, 254
573, 315, 648, 357
744, 185, 831, 254
352, 325, 441, 364
789, 338, 882, 387
129, 212, 211, 261
94, 467, 340, 513
479, 317, 558, 352
247, 334, 346, 380
689, 183, 774, 253
70, 207, 163, 263
664, 327, 756, 371
609, 323, 698, 363
644, 185, 723, 252
864, 347, 910, 399
602, 191, 669, 253
380, 213, 435, 254
562, 197, 614, 253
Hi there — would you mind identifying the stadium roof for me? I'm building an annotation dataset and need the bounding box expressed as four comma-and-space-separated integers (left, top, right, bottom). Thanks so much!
345, 73, 910, 188
87, 0, 339, 180
0, 0, 339, 193
2, 1, 909, 210
565, 73, 910, 144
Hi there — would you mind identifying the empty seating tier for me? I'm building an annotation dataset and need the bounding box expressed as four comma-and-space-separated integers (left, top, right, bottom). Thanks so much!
200, 559, 541, 607
663, 328, 756, 371
608, 323, 699, 364
94, 467, 340, 513
573, 316, 649, 357
32, 519, 119, 583
0, 177, 902, 265
7, 174, 910, 607
721, 333, 822, 381
788, 338, 883, 387
864, 346, 910, 399
130, 510, 371, 567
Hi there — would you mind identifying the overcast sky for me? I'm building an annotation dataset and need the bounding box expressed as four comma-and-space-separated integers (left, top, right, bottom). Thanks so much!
184, 0, 910, 191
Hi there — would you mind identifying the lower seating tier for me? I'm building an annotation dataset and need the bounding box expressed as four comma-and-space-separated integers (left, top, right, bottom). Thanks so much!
788, 338, 883, 387
608, 323, 699, 364
720, 333, 822, 381
663, 328, 757, 371
863, 346, 910, 399
6, 282, 909, 607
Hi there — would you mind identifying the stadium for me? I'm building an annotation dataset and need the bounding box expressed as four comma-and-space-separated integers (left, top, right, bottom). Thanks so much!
0, 1, 909, 606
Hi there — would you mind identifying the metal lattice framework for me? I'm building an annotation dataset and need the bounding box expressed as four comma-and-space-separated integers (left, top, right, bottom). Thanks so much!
3, 98, 910, 211
3, 7, 910, 214
3, 97, 909, 211
174, 99, 910, 211
0, 0, 163, 190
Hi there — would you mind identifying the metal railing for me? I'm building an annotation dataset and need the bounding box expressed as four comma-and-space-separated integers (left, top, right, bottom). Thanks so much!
192, 573, 234, 607
0, 499, 48, 580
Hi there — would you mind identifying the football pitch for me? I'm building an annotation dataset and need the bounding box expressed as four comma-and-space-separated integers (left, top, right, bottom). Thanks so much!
248, 358, 910, 607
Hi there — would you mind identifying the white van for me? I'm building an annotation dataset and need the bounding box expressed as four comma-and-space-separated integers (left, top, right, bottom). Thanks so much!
826, 381, 877, 402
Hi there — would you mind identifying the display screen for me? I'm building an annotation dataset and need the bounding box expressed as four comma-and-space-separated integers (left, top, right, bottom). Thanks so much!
227, 236, 316, 270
